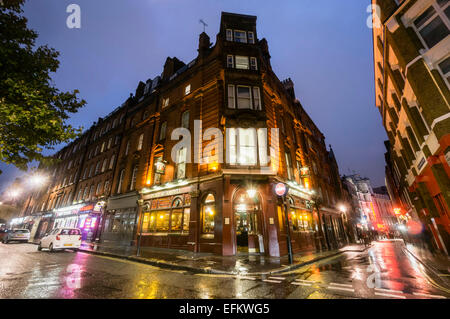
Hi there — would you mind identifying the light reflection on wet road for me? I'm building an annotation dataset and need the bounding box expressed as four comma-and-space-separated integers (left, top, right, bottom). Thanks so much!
0, 240, 448, 299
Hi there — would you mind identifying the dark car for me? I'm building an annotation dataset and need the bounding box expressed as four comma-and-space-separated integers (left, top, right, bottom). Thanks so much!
2, 229, 30, 244
0, 229, 9, 241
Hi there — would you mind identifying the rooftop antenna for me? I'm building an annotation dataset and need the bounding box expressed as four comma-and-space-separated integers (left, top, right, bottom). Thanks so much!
199, 19, 208, 33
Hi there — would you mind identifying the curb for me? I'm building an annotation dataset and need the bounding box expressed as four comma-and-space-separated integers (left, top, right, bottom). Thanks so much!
77, 245, 369, 276
403, 247, 450, 287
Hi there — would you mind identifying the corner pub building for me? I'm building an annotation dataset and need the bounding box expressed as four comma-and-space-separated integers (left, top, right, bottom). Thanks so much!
21, 12, 349, 257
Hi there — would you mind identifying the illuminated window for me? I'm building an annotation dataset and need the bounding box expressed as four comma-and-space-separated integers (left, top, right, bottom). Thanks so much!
101, 158, 107, 172
228, 128, 260, 166
130, 165, 138, 191
109, 154, 115, 170
137, 133, 144, 151
235, 56, 249, 69
176, 147, 187, 179
185, 84, 191, 95
201, 194, 216, 234
162, 97, 170, 108
285, 151, 293, 180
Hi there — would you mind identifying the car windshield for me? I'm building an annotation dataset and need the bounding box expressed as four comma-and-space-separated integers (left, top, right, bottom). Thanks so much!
14, 230, 29, 233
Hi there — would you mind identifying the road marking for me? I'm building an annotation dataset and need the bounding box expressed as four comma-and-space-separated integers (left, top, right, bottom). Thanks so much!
236, 276, 257, 281
413, 292, 447, 299
329, 282, 353, 288
268, 276, 286, 281
374, 292, 406, 299
374, 287, 403, 294
292, 282, 312, 286
295, 279, 315, 283
262, 279, 282, 284
327, 286, 355, 293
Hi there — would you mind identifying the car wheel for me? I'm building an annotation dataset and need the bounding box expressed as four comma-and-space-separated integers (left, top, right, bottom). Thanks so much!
37, 243, 42, 251
72, 248, 78, 252
49, 243, 54, 252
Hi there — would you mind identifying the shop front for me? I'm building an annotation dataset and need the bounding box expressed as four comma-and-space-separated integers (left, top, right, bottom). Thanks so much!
139, 185, 192, 250
287, 193, 317, 252
52, 203, 103, 242
102, 192, 139, 246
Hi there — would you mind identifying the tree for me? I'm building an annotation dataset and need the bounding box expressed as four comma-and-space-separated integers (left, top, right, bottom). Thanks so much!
0, 0, 85, 173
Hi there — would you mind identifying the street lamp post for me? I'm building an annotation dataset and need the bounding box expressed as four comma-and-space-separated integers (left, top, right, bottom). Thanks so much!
274, 183, 293, 264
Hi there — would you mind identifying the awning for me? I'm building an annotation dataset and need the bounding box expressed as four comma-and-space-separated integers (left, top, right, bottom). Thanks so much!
106, 192, 139, 210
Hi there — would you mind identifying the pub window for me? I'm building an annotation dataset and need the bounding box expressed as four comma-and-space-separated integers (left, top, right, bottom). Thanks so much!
226, 29, 233, 41
130, 165, 138, 191
248, 31, 255, 44
201, 194, 216, 234
237, 85, 252, 109
250, 57, 257, 70
227, 84, 236, 108
117, 169, 125, 194
170, 198, 183, 231
413, 3, 450, 49
235, 56, 249, 69
137, 133, 144, 151
159, 121, 167, 140
181, 110, 190, 128
227, 55, 234, 68
233, 30, 247, 43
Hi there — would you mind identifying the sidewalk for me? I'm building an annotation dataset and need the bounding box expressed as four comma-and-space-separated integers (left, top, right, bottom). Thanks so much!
78, 242, 368, 275
403, 242, 450, 283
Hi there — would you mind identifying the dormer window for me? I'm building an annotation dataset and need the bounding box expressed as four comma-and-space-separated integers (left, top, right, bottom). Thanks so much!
233, 30, 247, 43
248, 31, 255, 44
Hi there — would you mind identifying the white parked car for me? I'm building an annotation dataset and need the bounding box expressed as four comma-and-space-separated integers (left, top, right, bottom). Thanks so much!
2, 229, 30, 243
38, 228, 82, 252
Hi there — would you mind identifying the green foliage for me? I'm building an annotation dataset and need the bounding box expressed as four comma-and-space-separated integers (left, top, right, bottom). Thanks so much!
0, 0, 85, 172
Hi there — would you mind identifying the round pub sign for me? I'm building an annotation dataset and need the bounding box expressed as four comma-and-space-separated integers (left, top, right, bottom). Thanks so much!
274, 183, 287, 197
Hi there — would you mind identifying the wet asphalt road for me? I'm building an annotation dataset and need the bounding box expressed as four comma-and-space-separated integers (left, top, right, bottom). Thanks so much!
0, 240, 448, 299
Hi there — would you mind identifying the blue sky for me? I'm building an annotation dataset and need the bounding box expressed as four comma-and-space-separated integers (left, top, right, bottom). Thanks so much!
0, 0, 388, 190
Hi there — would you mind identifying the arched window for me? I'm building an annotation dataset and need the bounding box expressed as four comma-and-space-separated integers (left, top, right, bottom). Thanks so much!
201, 194, 216, 234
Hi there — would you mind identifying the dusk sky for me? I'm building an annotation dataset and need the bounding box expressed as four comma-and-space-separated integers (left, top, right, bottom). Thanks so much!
0, 0, 388, 190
